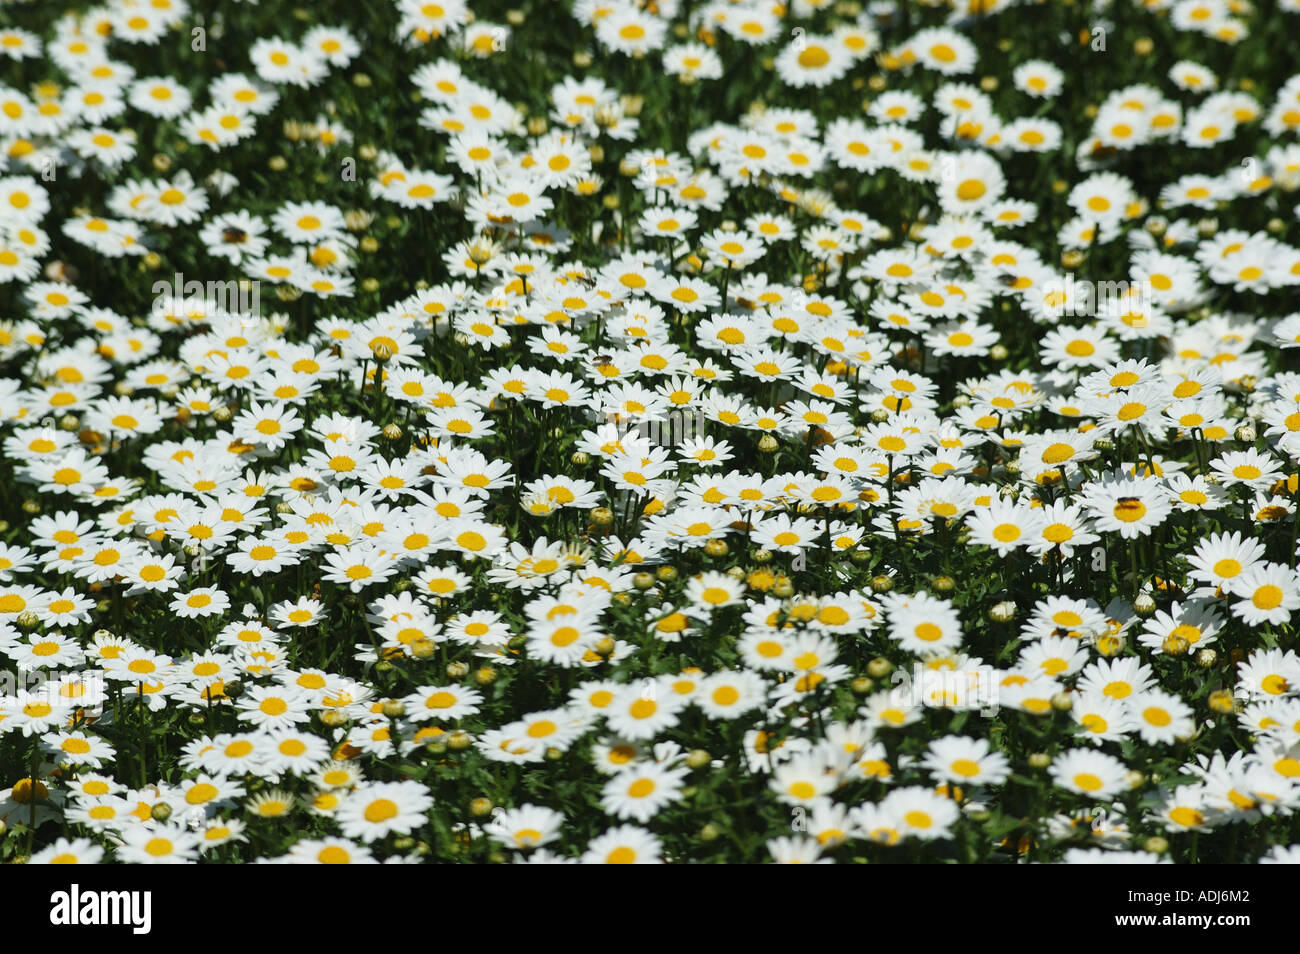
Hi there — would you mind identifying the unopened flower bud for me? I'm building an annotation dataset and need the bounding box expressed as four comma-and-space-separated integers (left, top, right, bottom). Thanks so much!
1096, 634, 1125, 657
989, 600, 1017, 623
1208, 689, 1235, 714
446, 661, 469, 679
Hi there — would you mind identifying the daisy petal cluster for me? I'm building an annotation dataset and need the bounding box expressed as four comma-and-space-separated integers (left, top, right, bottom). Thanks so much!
2, 0, 1300, 867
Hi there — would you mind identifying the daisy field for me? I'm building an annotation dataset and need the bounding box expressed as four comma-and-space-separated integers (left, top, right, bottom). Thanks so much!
1, 0, 1300, 867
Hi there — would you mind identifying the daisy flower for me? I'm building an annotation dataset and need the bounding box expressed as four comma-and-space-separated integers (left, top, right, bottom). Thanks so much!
600, 763, 688, 822
269, 596, 325, 629
774, 35, 853, 88
284, 837, 376, 865
335, 781, 433, 843
921, 736, 1011, 785
30, 837, 105, 865
964, 499, 1043, 556
1049, 749, 1132, 800
485, 803, 566, 851
580, 825, 662, 864
116, 826, 202, 864
1082, 478, 1172, 539
604, 682, 689, 741
882, 786, 961, 841
1227, 564, 1300, 627
1130, 690, 1197, 745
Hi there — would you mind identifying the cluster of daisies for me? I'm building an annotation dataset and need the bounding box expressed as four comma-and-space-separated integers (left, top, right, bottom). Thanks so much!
2, 0, 1300, 865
